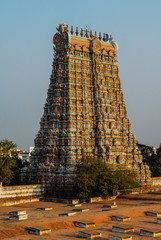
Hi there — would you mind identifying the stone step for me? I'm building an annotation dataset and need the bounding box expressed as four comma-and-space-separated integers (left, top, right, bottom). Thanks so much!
9, 210, 26, 215
73, 208, 89, 212
111, 215, 131, 222
27, 226, 51, 235
78, 229, 102, 239
109, 232, 132, 240
112, 224, 134, 233
9, 214, 28, 221
74, 220, 95, 228
37, 207, 53, 211
58, 212, 77, 217
145, 211, 161, 217
140, 228, 161, 237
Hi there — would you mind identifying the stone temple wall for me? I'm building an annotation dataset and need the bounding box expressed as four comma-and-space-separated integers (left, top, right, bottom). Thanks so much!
20, 24, 151, 194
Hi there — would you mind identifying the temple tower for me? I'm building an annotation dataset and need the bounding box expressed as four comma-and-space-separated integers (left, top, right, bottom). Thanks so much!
21, 24, 151, 192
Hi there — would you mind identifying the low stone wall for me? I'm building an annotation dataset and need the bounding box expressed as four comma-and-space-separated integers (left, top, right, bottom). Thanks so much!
0, 183, 44, 206
89, 196, 117, 203
151, 177, 161, 186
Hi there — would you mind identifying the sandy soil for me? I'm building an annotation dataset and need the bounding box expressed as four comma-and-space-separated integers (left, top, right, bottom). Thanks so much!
1, 193, 161, 239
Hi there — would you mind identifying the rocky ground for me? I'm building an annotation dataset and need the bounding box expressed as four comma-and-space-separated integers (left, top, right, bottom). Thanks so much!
1, 192, 161, 239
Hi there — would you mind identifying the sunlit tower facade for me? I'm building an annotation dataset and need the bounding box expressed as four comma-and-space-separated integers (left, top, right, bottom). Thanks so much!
21, 24, 151, 195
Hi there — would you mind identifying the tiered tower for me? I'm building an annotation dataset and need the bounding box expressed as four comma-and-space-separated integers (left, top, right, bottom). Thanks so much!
21, 24, 151, 193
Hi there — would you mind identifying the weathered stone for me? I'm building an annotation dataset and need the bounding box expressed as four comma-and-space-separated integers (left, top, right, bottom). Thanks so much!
111, 215, 131, 222
28, 226, 51, 235
9, 214, 28, 221
145, 211, 161, 217
74, 220, 95, 228
9, 210, 26, 215
112, 224, 134, 233
67, 204, 82, 207
109, 233, 132, 240
71, 199, 80, 204
74, 208, 89, 212
59, 212, 77, 217
79, 230, 102, 239
157, 218, 161, 224
37, 207, 53, 211
140, 228, 161, 237
103, 204, 117, 209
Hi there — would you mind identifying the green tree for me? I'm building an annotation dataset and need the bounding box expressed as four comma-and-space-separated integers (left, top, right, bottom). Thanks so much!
137, 142, 161, 177
113, 165, 140, 194
0, 139, 17, 185
74, 155, 140, 199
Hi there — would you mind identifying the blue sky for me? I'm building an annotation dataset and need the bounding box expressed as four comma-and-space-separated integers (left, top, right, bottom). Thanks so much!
0, 0, 161, 150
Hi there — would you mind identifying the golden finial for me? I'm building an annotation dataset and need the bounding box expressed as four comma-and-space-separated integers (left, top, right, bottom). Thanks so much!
99, 32, 102, 40
80, 28, 83, 37
76, 27, 79, 36
71, 26, 74, 35
103, 33, 106, 41
90, 30, 93, 38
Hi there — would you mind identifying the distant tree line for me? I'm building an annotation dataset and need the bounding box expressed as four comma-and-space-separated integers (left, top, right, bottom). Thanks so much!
137, 142, 161, 177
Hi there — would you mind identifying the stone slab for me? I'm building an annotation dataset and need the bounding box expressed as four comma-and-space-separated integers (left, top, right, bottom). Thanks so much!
74, 220, 95, 228
111, 215, 131, 222
73, 208, 89, 212
103, 204, 117, 209
79, 230, 102, 239
37, 207, 53, 211
102, 208, 111, 212
67, 204, 82, 207
9, 210, 26, 215
140, 228, 161, 237
71, 199, 80, 204
9, 214, 28, 221
59, 212, 77, 217
145, 211, 161, 217
112, 224, 134, 233
109, 233, 132, 240
157, 218, 161, 224
27, 226, 51, 235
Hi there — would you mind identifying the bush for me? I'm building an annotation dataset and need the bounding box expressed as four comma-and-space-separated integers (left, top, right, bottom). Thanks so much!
74, 155, 140, 199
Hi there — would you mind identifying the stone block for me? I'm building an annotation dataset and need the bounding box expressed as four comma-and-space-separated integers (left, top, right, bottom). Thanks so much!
112, 224, 134, 233
102, 209, 110, 211
74, 208, 89, 212
58, 212, 77, 217
28, 226, 51, 235
9, 214, 28, 221
111, 215, 131, 222
140, 228, 161, 237
37, 207, 53, 211
145, 211, 161, 217
71, 199, 79, 204
67, 203, 82, 207
78, 230, 102, 239
9, 210, 26, 215
157, 218, 161, 224
103, 204, 117, 209
74, 220, 95, 228
109, 233, 132, 240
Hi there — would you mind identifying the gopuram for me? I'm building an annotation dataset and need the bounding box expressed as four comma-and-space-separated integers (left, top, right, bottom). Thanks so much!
20, 24, 151, 196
